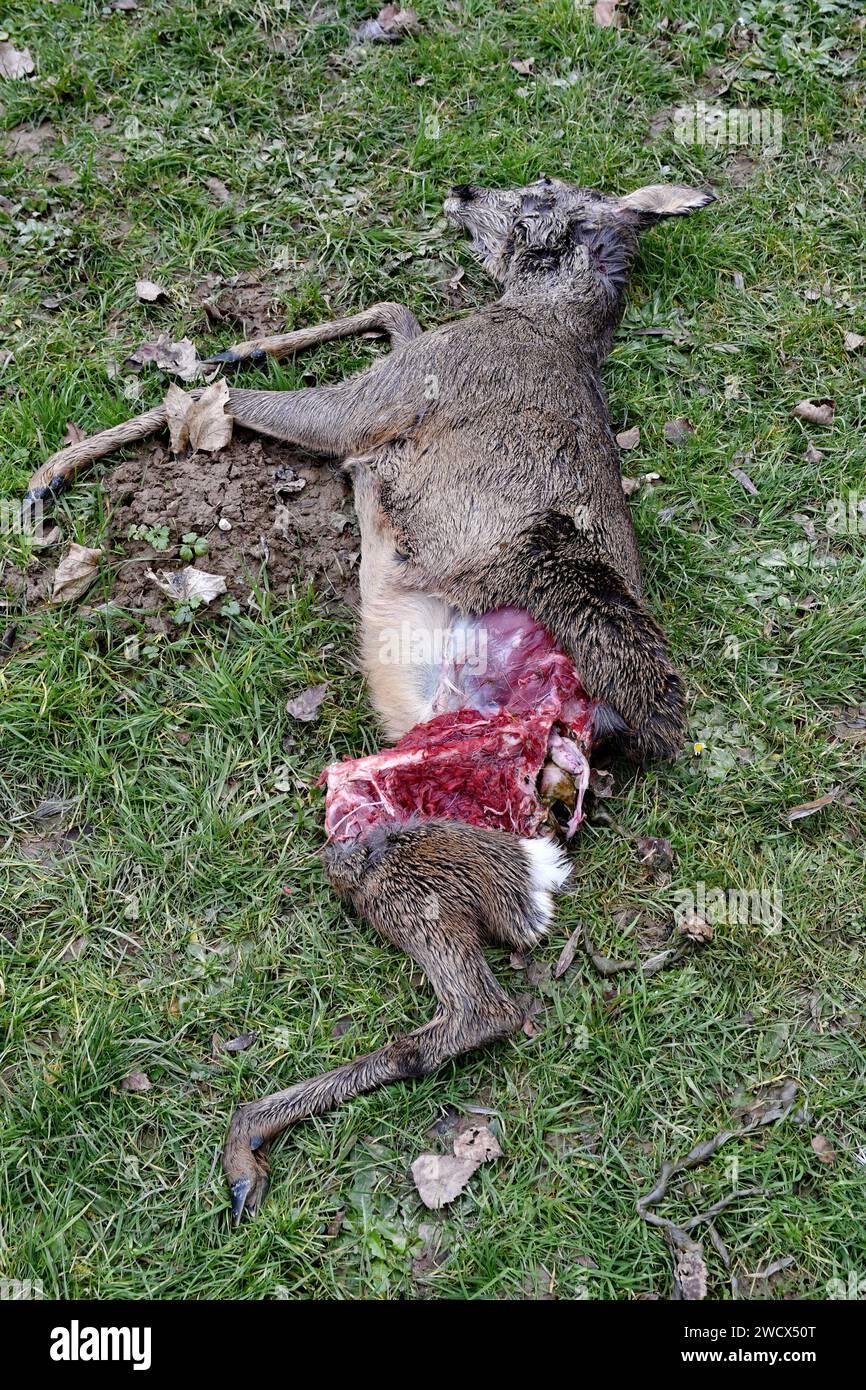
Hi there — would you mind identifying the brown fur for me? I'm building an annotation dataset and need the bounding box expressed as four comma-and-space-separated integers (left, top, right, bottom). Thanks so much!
221, 178, 714, 759
223, 177, 716, 1220
224, 821, 548, 1217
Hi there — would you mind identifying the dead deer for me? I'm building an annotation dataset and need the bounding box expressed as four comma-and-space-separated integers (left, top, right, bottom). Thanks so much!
25, 177, 714, 1218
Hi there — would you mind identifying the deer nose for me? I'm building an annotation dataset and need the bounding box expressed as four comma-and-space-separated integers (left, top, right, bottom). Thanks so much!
449, 184, 474, 202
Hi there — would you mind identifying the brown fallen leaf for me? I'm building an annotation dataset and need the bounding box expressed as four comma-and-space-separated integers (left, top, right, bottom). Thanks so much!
594, 0, 624, 28
286, 683, 329, 722
135, 278, 168, 303
124, 333, 204, 382
0, 42, 35, 79
120, 1071, 152, 1092
833, 706, 866, 742
110, 0, 138, 9
664, 417, 695, 443
205, 176, 232, 204
675, 1249, 708, 1301
221, 1031, 257, 1053
635, 835, 673, 872
787, 789, 840, 822
511, 57, 535, 75
453, 1125, 502, 1163
60, 937, 87, 962
354, 5, 420, 43
676, 909, 713, 945
411, 1124, 502, 1209
791, 398, 835, 426
63, 420, 86, 446
165, 378, 232, 454
805, 440, 824, 464
51, 543, 104, 605
729, 462, 758, 495
146, 566, 227, 607
621, 471, 660, 497
843, 331, 865, 351
554, 924, 583, 979
811, 1134, 836, 1165
616, 425, 640, 450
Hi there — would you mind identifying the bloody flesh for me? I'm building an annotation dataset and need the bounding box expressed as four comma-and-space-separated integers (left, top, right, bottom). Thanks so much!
322, 607, 595, 842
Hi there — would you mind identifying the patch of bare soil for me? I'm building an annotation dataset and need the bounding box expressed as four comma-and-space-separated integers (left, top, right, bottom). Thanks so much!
106, 429, 359, 626
2, 430, 360, 635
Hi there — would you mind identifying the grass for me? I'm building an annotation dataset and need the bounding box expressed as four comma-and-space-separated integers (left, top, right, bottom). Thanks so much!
1, 0, 865, 1300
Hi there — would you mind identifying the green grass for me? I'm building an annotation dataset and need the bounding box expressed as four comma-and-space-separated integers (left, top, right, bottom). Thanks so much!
2, 0, 865, 1299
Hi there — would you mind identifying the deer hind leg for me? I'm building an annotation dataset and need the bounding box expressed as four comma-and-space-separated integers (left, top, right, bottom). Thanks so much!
223, 819, 560, 1221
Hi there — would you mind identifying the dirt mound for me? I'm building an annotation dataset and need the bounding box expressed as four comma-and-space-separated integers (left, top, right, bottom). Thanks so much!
2, 430, 361, 635
105, 429, 360, 626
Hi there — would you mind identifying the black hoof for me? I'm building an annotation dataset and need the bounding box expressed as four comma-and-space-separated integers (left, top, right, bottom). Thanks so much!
203, 348, 267, 368
22, 475, 66, 511
230, 1177, 253, 1224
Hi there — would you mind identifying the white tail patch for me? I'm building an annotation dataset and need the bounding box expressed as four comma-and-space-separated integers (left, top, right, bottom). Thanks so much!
521, 836, 571, 930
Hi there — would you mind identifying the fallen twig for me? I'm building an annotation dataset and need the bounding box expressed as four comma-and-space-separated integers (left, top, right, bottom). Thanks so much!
636, 1081, 798, 1299
581, 924, 685, 980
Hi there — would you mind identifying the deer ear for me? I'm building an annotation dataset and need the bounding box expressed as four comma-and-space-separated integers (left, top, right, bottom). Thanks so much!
616, 184, 716, 223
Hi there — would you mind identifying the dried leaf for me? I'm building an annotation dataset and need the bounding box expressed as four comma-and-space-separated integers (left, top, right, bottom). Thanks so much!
60, 937, 87, 962
676, 909, 713, 945
554, 925, 583, 979
594, 0, 624, 28
164, 378, 232, 454
135, 278, 168, 303
286, 683, 329, 722
0, 42, 35, 79
411, 1153, 479, 1208
63, 420, 86, 446
124, 333, 204, 382
787, 790, 839, 822
51, 543, 104, 605
354, 6, 420, 44
120, 1071, 152, 1092
453, 1125, 502, 1163
221, 1031, 257, 1053
843, 331, 865, 352
791, 398, 835, 426
411, 1125, 501, 1208
205, 176, 231, 204
616, 425, 640, 450
811, 1134, 836, 1164
622, 472, 660, 498
110, 0, 138, 10
805, 441, 824, 464
729, 463, 758, 495
675, 1249, 708, 1301
146, 566, 227, 606
663, 417, 695, 443
511, 58, 535, 75
635, 835, 673, 871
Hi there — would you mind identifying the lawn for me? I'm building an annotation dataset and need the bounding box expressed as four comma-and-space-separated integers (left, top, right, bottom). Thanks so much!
1, 0, 865, 1300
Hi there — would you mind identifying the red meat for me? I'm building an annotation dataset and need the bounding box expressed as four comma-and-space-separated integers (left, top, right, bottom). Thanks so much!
321, 608, 595, 843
